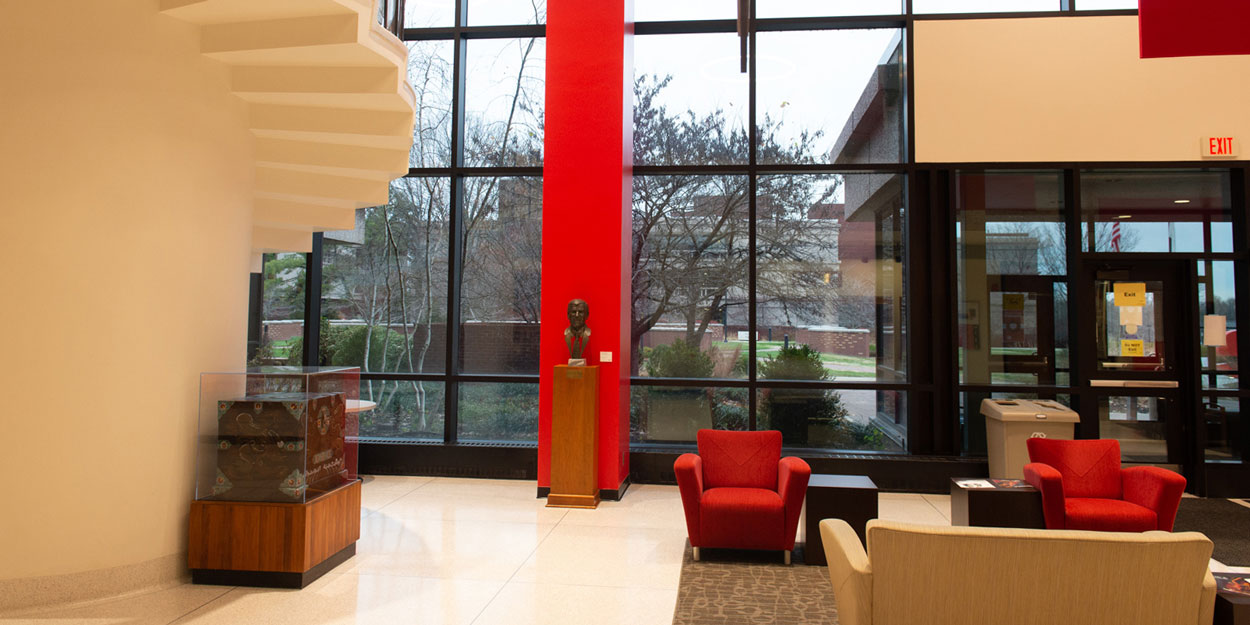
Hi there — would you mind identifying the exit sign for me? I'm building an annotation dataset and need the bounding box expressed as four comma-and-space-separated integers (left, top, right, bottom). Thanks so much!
1201, 136, 1239, 158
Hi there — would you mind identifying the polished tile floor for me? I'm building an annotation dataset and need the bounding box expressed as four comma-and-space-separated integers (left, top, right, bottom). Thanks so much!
4, 478, 1245, 624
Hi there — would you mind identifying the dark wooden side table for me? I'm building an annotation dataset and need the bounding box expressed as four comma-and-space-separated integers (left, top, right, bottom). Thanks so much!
1214, 574, 1250, 625
950, 478, 1045, 529
802, 474, 878, 566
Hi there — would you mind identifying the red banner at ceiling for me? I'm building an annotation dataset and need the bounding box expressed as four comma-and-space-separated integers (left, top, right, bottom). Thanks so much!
1139, 0, 1250, 59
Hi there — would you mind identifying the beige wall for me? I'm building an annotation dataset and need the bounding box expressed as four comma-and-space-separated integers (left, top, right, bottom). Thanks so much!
916, 15, 1250, 163
0, 0, 252, 587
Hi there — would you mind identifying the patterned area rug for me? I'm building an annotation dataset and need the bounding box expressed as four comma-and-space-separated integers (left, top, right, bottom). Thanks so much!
671, 543, 839, 625
1173, 498, 1250, 566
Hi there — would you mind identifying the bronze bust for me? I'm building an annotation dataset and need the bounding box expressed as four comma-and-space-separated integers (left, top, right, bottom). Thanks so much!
564, 299, 590, 365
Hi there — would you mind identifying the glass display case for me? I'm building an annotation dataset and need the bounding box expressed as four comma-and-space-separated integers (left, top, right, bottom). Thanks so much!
196, 367, 360, 503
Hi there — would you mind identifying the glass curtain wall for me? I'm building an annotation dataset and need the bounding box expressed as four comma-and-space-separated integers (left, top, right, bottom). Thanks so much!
317, 1, 546, 444
279, 0, 1168, 459
629, 6, 909, 452
956, 167, 1247, 471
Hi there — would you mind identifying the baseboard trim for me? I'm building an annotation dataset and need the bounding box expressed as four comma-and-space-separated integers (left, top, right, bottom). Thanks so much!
0, 552, 186, 616
601, 476, 630, 501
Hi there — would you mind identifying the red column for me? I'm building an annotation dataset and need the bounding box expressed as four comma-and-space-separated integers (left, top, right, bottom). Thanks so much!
538, 0, 633, 493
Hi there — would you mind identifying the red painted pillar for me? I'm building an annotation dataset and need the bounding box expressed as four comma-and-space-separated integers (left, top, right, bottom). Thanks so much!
538, 0, 633, 494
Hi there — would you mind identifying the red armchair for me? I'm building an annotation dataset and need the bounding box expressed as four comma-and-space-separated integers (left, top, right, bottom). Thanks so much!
1023, 438, 1186, 532
675, 429, 811, 564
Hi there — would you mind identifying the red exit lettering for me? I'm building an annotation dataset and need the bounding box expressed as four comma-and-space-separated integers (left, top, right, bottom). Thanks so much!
1205, 136, 1235, 157
1209, 137, 1234, 156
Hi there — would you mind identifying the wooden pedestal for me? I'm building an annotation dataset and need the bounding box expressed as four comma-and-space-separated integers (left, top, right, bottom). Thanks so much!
188, 479, 362, 588
548, 365, 599, 508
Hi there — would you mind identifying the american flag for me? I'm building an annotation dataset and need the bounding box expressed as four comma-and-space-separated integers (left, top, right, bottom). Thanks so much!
1110, 220, 1121, 253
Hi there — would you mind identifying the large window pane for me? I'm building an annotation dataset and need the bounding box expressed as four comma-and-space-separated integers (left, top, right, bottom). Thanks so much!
1199, 260, 1238, 389
1098, 395, 1168, 464
405, 0, 454, 27
757, 30, 903, 164
461, 177, 542, 373
458, 382, 539, 441
758, 389, 906, 451
633, 175, 749, 379
256, 253, 306, 365
630, 385, 748, 443
1080, 169, 1233, 254
758, 0, 902, 17
914, 0, 1057, 13
358, 380, 445, 442
635, 0, 735, 21
1204, 396, 1242, 462
407, 41, 454, 168
321, 178, 451, 373
465, 38, 546, 167
634, 34, 748, 166
756, 173, 906, 383
956, 171, 1066, 385
1077, 0, 1136, 9
468, 0, 546, 25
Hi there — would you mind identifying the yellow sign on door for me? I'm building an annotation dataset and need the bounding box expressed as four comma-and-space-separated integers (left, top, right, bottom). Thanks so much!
1121, 339, 1144, 357
1114, 283, 1147, 307
1002, 293, 1025, 311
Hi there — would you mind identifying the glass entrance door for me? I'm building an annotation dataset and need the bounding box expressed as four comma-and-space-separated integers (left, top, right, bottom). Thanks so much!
1078, 261, 1193, 472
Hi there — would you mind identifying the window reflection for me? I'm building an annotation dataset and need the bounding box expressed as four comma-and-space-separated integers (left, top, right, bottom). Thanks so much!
468, 0, 546, 25
404, 0, 455, 27
358, 380, 446, 442
634, 33, 748, 165
321, 178, 452, 374
458, 382, 539, 442
256, 253, 306, 365
757, 30, 903, 164
956, 171, 1067, 385
406, 41, 454, 168
756, 174, 906, 383
465, 38, 546, 167
757, 0, 902, 17
914, 0, 1057, 13
460, 177, 542, 374
758, 389, 906, 451
1080, 170, 1233, 254
1204, 396, 1242, 462
634, 0, 735, 21
1199, 261, 1238, 389
1077, 0, 1136, 9
630, 385, 748, 443
632, 176, 749, 379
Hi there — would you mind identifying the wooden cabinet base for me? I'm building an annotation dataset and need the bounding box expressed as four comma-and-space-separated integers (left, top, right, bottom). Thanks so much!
190, 544, 356, 589
188, 479, 361, 588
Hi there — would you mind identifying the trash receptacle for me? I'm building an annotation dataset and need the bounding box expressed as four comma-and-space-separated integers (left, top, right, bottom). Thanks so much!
981, 399, 1080, 479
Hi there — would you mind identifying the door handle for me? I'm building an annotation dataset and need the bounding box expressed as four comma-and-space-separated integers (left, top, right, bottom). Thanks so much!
1089, 380, 1179, 388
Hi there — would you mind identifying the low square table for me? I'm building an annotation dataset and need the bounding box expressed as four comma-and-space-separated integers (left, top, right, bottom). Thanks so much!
950, 478, 1045, 529
1214, 574, 1250, 625
802, 474, 878, 566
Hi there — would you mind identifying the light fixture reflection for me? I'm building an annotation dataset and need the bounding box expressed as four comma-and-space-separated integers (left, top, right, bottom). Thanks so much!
1174, 199, 1191, 204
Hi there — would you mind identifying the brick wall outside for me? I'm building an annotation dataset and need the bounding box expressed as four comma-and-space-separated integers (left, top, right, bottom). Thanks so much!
794, 327, 871, 357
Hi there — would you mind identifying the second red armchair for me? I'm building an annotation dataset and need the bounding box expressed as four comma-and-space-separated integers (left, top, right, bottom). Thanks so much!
1023, 438, 1186, 532
675, 429, 811, 564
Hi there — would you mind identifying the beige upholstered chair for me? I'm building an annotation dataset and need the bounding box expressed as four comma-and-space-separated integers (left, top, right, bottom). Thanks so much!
821, 519, 1216, 625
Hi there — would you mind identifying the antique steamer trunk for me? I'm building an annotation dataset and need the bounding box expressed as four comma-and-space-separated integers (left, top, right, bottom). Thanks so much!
213, 392, 346, 501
